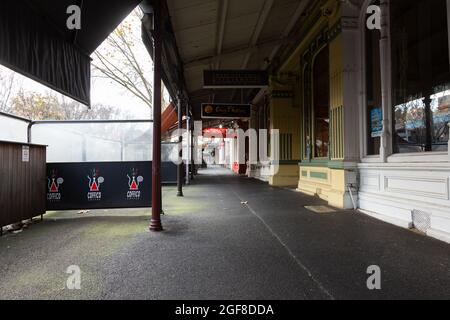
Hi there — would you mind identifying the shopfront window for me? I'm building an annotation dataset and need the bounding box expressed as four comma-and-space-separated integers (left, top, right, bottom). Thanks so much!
366, 0, 382, 155
431, 87, 450, 151
312, 47, 330, 158
391, 0, 450, 153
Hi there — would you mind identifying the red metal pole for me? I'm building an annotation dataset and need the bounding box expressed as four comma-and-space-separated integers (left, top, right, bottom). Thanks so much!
150, 0, 163, 232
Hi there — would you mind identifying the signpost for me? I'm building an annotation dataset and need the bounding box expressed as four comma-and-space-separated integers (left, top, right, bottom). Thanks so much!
203, 70, 269, 89
201, 103, 251, 119
150, 0, 163, 231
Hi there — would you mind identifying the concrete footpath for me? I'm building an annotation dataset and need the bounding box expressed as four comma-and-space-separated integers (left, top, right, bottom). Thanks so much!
0, 167, 449, 300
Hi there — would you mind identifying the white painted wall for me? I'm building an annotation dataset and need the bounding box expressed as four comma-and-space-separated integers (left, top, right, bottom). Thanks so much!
356, 0, 450, 244
359, 162, 450, 243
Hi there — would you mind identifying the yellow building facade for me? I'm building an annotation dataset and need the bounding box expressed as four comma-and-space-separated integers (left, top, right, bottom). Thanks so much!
251, 0, 359, 209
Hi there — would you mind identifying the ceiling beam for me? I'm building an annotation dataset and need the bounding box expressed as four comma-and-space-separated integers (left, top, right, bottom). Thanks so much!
215, 0, 229, 67
184, 0, 313, 108
211, 0, 229, 104
250, 0, 312, 105
184, 37, 291, 69
266, 0, 311, 68
241, 0, 274, 68
230, 0, 275, 102
189, 89, 212, 99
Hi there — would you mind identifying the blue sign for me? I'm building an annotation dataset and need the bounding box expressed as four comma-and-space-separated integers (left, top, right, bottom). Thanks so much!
370, 108, 383, 138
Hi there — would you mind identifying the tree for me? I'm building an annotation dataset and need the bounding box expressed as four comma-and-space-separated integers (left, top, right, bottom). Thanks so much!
10, 90, 61, 120
58, 96, 118, 120
10, 90, 119, 121
92, 9, 154, 111
0, 68, 17, 113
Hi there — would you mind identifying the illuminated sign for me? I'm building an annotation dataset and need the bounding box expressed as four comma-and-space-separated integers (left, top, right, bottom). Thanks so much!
203, 128, 229, 136
201, 103, 251, 119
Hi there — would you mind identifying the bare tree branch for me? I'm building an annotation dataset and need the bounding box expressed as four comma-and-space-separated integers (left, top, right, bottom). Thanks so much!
93, 53, 152, 107
0, 70, 17, 112
91, 10, 154, 111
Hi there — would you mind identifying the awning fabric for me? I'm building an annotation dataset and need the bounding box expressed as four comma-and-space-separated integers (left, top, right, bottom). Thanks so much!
161, 103, 178, 134
0, 1, 141, 106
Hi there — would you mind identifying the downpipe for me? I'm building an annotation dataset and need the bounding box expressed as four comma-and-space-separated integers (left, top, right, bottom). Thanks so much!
347, 184, 358, 211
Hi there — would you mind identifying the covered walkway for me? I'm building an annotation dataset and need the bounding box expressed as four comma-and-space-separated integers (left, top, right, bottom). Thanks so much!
0, 167, 449, 300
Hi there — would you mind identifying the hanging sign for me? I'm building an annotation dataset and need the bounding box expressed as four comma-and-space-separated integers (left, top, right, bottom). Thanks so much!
201, 103, 251, 119
203, 70, 269, 88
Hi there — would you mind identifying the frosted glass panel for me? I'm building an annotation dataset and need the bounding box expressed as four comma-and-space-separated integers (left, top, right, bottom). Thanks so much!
162, 142, 180, 163
0, 115, 29, 143
31, 122, 153, 163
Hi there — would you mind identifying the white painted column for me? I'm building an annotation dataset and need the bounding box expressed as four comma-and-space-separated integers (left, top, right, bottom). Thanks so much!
341, 15, 362, 163
186, 115, 190, 185
443, 0, 449, 158
446, 0, 450, 159
379, 0, 392, 162
230, 138, 236, 169
447, 0, 450, 70
448, 122, 450, 157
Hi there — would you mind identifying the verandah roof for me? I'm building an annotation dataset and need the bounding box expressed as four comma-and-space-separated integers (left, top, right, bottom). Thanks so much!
0, 0, 141, 106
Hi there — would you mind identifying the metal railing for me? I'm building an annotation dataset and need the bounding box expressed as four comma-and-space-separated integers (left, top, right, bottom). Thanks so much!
0, 111, 31, 143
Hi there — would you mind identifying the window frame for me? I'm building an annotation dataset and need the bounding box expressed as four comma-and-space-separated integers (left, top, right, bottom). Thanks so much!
301, 62, 311, 160
360, 0, 450, 162
390, 0, 450, 155
310, 44, 330, 160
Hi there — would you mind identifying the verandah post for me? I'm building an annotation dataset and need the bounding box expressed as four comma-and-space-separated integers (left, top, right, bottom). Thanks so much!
150, 0, 163, 232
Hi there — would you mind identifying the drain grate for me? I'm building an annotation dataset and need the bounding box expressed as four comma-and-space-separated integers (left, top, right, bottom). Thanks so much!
305, 205, 337, 214
411, 209, 431, 233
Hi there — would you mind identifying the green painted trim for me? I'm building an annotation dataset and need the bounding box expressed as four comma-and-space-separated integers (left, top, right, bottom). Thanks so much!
298, 160, 345, 170
298, 19, 343, 164
276, 160, 302, 165
299, 159, 328, 167
328, 20, 342, 43
328, 161, 346, 170
310, 172, 328, 180
301, 171, 308, 177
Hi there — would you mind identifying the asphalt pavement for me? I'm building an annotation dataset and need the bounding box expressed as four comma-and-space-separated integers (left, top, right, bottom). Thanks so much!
0, 167, 449, 300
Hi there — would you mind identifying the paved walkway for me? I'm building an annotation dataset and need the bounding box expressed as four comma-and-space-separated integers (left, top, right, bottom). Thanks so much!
0, 167, 449, 300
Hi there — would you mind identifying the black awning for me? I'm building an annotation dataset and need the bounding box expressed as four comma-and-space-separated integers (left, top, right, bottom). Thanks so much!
0, 0, 141, 106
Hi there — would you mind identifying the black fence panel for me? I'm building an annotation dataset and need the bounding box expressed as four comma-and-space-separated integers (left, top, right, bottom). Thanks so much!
46, 160, 180, 211
161, 161, 178, 184
46, 161, 152, 210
